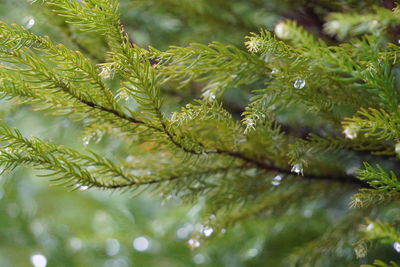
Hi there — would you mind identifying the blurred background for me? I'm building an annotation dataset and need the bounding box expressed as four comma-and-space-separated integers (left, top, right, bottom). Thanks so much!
0, 1, 398, 266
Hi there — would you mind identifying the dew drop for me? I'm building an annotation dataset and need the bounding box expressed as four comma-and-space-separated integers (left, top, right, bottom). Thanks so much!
176, 223, 193, 239
271, 68, 279, 74
83, 136, 90, 146
291, 164, 303, 176
293, 79, 306, 89
188, 238, 201, 249
69, 237, 82, 251
366, 223, 374, 231
271, 181, 280, 186
328, 20, 340, 31
79, 185, 89, 191
395, 143, 400, 154
272, 174, 283, 186
202, 89, 217, 101
201, 226, 214, 237
275, 22, 290, 39
274, 174, 283, 181
245, 248, 259, 258
343, 125, 359, 140
132, 236, 150, 252
25, 17, 35, 29
393, 242, 400, 253
193, 253, 206, 264
106, 238, 120, 256
30, 254, 47, 267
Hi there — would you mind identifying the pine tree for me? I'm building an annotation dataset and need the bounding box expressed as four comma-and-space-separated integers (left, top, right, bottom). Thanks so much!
1, 0, 400, 265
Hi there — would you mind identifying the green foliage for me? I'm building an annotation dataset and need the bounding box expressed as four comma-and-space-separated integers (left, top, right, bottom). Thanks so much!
362, 260, 400, 267
325, 6, 400, 40
356, 163, 400, 192
1, 0, 400, 266
361, 219, 400, 244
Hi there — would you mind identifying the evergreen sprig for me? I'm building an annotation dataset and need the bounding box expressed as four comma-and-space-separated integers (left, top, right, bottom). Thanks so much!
1, 0, 400, 265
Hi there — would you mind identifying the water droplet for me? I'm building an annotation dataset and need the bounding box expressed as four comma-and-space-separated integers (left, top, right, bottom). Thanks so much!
328, 20, 340, 31
106, 238, 120, 256
275, 22, 290, 39
366, 223, 374, 231
343, 125, 359, 140
69, 237, 82, 251
193, 253, 206, 264
104, 258, 130, 267
274, 174, 283, 181
83, 136, 90, 146
30, 221, 44, 236
201, 226, 213, 237
272, 174, 283, 186
24, 17, 35, 29
30, 254, 47, 267
393, 242, 400, 253
188, 238, 201, 249
132, 236, 150, 252
271, 68, 279, 74
245, 248, 259, 258
271, 180, 280, 186
176, 223, 193, 239
79, 185, 89, 191
395, 143, 400, 154
293, 79, 306, 89
202, 89, 217, 101
291, 164, 304, 176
